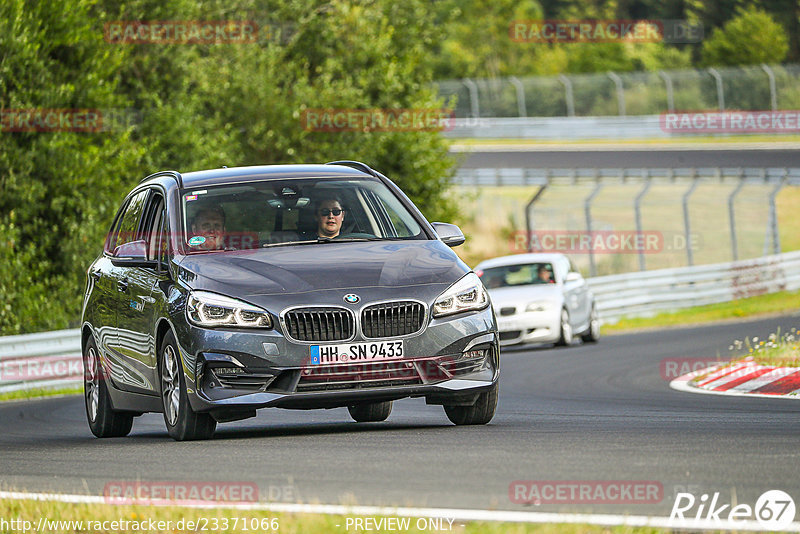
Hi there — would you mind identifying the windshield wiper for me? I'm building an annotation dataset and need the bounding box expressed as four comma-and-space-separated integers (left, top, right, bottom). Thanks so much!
261, 236, 393, 248
261, 239, 319, 248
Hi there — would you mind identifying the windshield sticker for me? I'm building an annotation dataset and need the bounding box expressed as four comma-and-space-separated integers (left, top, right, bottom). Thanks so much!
188, 235, 206, 246
185, 194, 198, 201
192, 189, 207, 195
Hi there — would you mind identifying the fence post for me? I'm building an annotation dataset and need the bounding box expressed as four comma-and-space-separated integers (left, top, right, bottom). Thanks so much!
682, 169, 700, 266
766, 171, 786, 255
607, 71, 625, 116
462, 78, 480, 118
634, 172, 652, 271
707, 68, 725, 111
728, 170, 745, 261
585, 176, 604, 276
509, 76, 527, 118
525, 178, 549, 252
658, 70, 675, 112
558, 74, 575, 117
760, 64, 778, 111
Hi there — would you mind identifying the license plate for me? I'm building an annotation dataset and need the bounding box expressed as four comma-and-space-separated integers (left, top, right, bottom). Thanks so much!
309, 340, 404, 365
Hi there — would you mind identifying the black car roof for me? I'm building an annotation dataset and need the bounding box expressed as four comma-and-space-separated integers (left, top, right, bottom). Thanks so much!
177, 164, 372, 189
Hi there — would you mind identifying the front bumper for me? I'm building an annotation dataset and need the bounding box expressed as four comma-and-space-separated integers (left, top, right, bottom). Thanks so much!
496, 309, 561, 346
175, 306, 498, 413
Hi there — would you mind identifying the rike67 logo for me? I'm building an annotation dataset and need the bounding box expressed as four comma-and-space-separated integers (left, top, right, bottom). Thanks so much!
670, 489, 796, 529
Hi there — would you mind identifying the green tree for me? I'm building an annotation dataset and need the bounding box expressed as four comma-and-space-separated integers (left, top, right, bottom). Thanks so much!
0, 0, 459, 334
701, 5, 789, 66
0, 0, 142, 334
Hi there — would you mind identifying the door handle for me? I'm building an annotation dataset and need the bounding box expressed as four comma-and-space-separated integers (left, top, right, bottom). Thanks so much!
117, 279, 129, 292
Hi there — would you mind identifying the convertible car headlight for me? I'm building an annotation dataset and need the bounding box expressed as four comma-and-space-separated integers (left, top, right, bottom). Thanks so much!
187, 291, 273, 328
433, 272, 489, 318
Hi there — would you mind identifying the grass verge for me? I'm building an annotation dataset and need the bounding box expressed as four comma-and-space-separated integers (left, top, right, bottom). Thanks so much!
0, 385, 82, 402
0, 497, 674, 533
603, 288, 800, 335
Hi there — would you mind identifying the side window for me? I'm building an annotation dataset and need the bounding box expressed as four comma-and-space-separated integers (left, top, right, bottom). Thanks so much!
111, 190, 149, 253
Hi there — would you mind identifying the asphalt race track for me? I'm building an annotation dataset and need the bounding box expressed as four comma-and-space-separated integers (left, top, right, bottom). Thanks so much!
2, 314, 799, 518
456, 148, 800, 169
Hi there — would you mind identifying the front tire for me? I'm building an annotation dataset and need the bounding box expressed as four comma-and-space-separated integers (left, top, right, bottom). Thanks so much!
84, 337, 133, 438
348, 401, 392, 422
555, 308, 573, 347
444, 383, 498, 425
160, 331, 216, 441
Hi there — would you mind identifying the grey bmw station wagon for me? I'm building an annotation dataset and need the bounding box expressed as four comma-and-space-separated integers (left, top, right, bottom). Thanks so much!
81, 161, 499, 440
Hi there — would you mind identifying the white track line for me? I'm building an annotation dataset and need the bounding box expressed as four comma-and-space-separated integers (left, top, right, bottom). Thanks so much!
2, 490, 800, 532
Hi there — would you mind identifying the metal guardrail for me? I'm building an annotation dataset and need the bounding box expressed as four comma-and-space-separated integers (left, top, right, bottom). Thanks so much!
445, 115, 671, 139
445, 114, 800, 140
588, 250, 800, 323
0, 329, 82, 393
1, 250, 798, 392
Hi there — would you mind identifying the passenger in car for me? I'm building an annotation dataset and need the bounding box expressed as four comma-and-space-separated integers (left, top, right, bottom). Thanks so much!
190, 205, 226, 250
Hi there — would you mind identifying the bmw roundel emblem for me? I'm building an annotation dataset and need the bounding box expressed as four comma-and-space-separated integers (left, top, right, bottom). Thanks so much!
344, 294, 360, 304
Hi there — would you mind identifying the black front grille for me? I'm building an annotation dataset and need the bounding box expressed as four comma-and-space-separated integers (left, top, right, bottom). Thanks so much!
361, 301, 425, 339
283, 308, 354, 342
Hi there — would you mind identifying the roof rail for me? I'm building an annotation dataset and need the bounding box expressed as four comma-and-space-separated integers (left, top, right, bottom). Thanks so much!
325, 160, 379, 178
139, 170, 183, 188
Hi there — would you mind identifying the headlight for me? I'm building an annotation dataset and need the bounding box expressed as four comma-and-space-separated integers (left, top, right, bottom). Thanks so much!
433, 272, 489, 318
525, 301, 552, 313
186, 291, 273, 328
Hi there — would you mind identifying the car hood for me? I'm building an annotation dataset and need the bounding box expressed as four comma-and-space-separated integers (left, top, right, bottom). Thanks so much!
487, 284, 563, 307
177, 240, 469, 306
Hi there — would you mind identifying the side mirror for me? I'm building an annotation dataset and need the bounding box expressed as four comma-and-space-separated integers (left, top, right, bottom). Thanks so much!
565, 271, 583, 283
431, 222, 466, 247
111, 239, 157, 268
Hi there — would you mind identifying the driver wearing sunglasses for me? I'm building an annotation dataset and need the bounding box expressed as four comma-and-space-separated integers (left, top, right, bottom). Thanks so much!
316, 198, 346, 239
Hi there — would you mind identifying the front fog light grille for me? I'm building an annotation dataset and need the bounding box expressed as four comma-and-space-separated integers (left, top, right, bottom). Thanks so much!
438, 349, 491, 376
209, 367, 276, 391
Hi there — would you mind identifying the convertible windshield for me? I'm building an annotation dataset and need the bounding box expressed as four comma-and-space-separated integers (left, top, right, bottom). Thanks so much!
478, 263, 555, 288
181, 177, 425, 252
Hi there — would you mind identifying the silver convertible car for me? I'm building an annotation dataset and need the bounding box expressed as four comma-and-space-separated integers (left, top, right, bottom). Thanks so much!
474, 253, 599, 348
81, 161, 499, 440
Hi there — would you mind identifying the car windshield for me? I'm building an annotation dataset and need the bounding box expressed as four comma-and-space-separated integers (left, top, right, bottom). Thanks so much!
181, 177, 426, 253
478, 263, 555, 288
